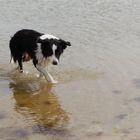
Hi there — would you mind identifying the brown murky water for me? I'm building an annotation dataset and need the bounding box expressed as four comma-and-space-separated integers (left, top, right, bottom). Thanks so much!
1, 0, 140, 139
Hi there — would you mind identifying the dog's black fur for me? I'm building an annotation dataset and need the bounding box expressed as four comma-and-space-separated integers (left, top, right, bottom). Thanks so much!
9, 29, 71, 83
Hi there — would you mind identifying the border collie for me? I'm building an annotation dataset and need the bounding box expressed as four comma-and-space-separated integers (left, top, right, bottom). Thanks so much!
9, 29, 71, 84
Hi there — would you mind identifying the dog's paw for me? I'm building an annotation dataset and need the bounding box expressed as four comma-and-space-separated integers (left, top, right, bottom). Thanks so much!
50, 80, 58, 84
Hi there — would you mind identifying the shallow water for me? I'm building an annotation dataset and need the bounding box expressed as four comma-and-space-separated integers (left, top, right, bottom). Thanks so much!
1, 0, 140, 139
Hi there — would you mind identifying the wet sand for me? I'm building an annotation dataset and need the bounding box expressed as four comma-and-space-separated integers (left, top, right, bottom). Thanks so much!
1, 0, 140, 139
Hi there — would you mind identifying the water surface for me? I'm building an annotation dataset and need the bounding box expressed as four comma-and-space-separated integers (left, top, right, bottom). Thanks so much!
1, 0, 140, 139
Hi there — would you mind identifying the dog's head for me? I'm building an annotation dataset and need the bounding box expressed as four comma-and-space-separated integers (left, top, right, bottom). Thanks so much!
37, 34, 71, 65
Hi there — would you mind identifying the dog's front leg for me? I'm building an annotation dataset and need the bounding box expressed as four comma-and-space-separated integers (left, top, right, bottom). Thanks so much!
36, 64, 57, 84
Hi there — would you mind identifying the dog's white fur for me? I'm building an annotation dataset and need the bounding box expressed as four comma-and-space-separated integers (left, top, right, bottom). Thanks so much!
40, 34, 58, 40
35, 43, 58, 83
9, 29, 71, 84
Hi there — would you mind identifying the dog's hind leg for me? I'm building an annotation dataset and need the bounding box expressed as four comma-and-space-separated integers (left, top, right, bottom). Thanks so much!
17, 57, 23, 73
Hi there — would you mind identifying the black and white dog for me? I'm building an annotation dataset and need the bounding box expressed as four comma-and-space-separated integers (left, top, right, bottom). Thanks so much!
9, 29, 71, 84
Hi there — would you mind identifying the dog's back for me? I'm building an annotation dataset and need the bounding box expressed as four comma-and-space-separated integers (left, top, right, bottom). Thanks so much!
9, 29, 71, 82
9, 29, 42, 63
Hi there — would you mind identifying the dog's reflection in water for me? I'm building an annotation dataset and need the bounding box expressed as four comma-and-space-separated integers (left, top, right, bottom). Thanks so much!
9, 78, 69, 128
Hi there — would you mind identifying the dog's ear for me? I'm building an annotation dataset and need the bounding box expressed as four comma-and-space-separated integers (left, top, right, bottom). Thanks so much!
63, 41, 71, 49
65, 41, 71, 46
59, 39, 71, 49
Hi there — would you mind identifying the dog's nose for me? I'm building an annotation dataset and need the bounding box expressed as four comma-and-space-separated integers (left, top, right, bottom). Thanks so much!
52, 60, 58, 65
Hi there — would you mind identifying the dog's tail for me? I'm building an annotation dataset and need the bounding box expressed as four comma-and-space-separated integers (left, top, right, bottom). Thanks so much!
10, 54, 14, 64
9, 36, 17, 64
